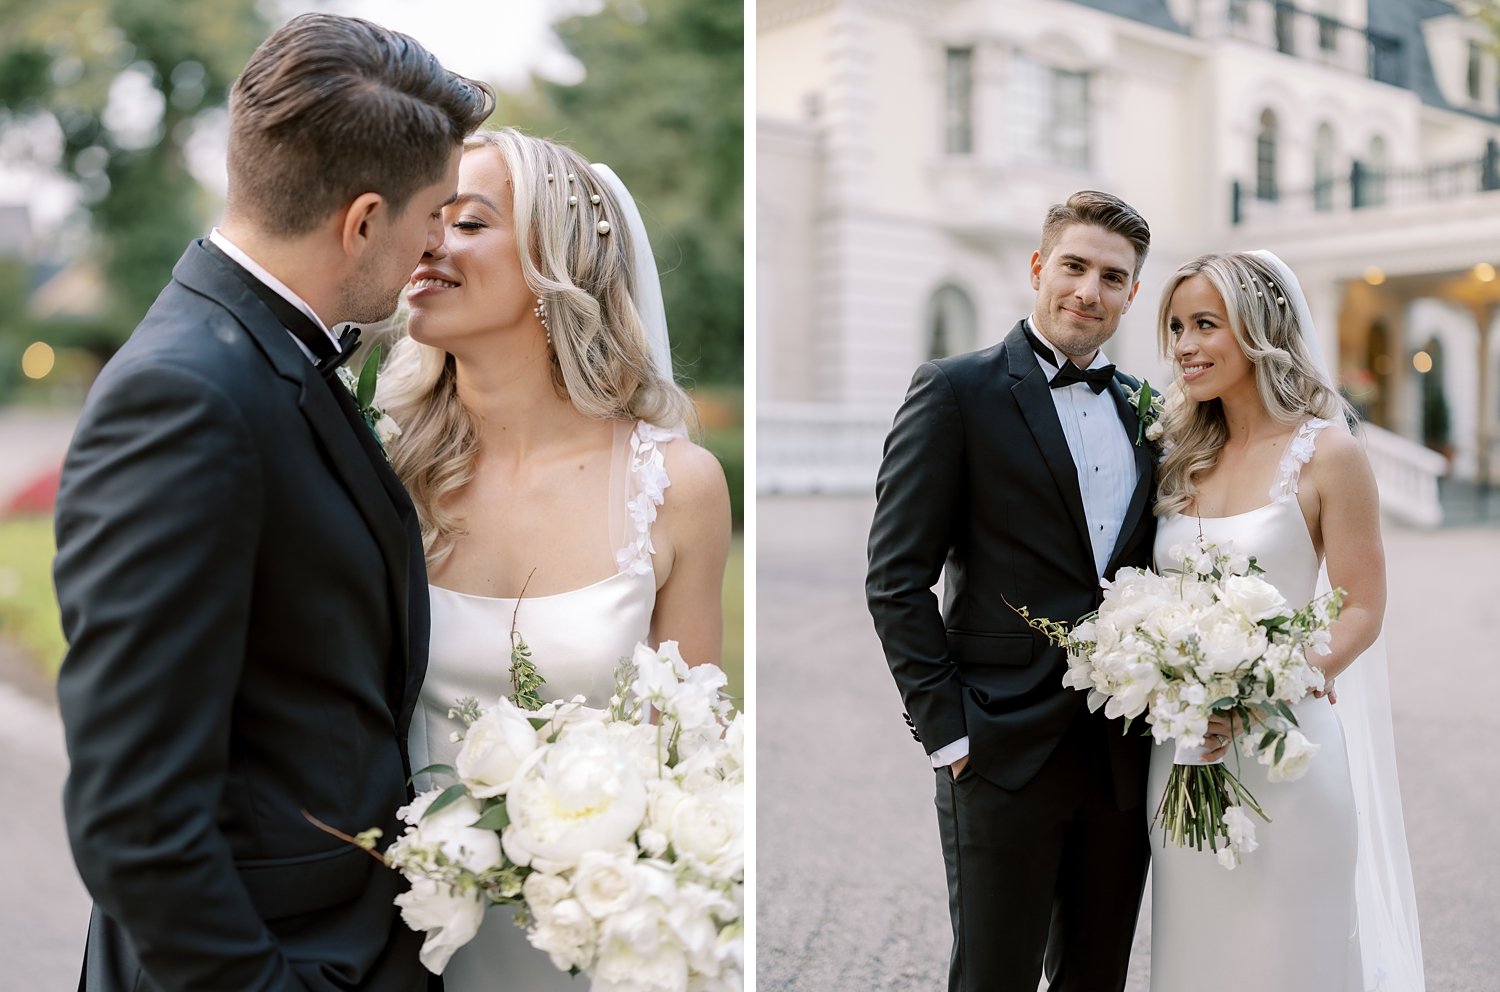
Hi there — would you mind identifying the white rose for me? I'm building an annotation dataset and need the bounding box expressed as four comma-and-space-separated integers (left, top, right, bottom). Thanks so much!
573, 847, 649, 920
374, 413, 402, 446
657, 786, 744, 882
522, 871, 572, 918
502, 722, 648, 872
1218, 574, 1290, 623
455, 697, 539, 798
394, 876, 487, 974
1265, 728, 1319, 782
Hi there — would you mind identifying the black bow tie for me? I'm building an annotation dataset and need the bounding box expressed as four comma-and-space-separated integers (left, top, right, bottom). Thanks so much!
1023, 323, 1114, 394
318, 325, 362, 378
1050, 362, 1115, 394
202, 239, 359, 379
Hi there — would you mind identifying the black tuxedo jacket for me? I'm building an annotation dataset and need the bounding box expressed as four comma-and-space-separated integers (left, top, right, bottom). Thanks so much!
54, 240, 431, 991
867, 320, 1156, 806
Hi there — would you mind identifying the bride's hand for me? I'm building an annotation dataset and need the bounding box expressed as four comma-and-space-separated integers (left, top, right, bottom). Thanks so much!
1204, 713, 1235, 760
1312, 676, 1338, 705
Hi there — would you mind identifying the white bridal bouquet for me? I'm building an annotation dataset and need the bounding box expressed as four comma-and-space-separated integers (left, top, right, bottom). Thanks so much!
356, 642, 744, 989
1016, 538, 1343, 869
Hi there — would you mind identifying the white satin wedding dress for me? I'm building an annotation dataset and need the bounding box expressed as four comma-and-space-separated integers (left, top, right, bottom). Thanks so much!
406, 420, 673, 990
1147, 418, 1363, 991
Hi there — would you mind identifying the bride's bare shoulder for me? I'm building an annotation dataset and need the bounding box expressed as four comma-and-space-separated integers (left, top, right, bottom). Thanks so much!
659, 434, 731, 513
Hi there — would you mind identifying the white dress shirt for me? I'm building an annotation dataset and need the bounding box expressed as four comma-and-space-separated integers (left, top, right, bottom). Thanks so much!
208, 228, 340, 363
932, 318, 1140, 770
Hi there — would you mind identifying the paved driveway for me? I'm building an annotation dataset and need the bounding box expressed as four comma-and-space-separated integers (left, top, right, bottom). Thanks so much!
756, 495, 1499, 991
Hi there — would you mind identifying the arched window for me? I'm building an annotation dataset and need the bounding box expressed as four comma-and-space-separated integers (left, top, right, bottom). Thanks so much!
1314, 123, 1335, 211
926, 284, 978, 360
1256, 110, 1278, 202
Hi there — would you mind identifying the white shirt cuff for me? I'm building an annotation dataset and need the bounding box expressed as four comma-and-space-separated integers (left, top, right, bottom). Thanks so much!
929, 736, 970, 768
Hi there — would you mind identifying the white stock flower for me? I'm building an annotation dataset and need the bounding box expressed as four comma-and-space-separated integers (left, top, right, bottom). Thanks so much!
394, 876, 487, 974
532, 695, 609, 735
1218, 574, 1290, 623
454, 696, 539, 798
1145, 420, 1165, 442
527, 896, 598, 973
632, 641, 689, 704
1265, 728, 1319, 782
502, 721, 648, 872
1223, 805, 1259, 854
389, 793, 502, 875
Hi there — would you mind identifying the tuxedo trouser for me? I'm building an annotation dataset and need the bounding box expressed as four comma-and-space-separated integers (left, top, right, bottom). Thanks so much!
934, 711, 1149, 992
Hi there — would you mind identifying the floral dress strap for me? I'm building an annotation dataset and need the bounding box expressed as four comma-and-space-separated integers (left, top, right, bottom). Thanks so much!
615, 421, 676, 577
1269, 418, 1333, 504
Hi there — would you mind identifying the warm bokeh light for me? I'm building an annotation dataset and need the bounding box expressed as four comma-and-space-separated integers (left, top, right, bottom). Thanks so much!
1475, 262, 1496, 283
1413, 351, 1433, 373
1364, 267, 1386, 286
21, 342, 55, 380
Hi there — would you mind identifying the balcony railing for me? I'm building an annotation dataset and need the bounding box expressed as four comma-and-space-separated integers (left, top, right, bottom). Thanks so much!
1231, 139, 1500, 224
1193, 0, 1405, 86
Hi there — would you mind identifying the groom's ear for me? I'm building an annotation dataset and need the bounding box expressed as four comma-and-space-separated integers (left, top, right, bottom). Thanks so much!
337, 193, 385, 259
1122, 279, 1141, 312
1029, 249, 1044, 290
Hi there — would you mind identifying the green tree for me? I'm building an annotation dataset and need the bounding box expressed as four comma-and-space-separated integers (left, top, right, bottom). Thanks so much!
500, 0, 743, 387
0, 0, 268, 351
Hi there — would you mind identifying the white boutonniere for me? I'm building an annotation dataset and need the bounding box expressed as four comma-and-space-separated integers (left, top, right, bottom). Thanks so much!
1123, 379, 1165, 447
336, 346, 402, 454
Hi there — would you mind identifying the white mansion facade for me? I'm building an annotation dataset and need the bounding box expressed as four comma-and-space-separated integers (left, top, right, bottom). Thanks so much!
758, 0, 1500, 524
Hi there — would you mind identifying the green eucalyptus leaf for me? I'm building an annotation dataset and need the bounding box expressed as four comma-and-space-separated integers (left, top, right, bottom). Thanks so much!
357, 345, 382, 408
422, 782, 470, 820
408, 763, 456, 783
470, 804, 511, 832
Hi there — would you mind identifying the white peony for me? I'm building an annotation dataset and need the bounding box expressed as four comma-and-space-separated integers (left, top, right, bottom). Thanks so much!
502, 721, 648, 873
454, 696, 539, 798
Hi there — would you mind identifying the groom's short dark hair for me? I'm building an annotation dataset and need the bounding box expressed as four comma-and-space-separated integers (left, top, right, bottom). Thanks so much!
1039, 190, 1151, 280
226, 13, 494, 236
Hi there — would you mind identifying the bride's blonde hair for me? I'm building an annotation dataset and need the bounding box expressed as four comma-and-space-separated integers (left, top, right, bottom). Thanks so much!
1154, 252, 1350, 517
379, 128, 697, 568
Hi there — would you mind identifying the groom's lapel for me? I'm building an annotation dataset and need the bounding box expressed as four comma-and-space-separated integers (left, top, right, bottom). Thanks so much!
1104, 375, 1154, 571
175, 241, 414, 719
1003, 324, 1094, 569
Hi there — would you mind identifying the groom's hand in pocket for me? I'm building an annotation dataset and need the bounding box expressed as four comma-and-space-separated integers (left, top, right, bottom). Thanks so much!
949, 755, 970, 780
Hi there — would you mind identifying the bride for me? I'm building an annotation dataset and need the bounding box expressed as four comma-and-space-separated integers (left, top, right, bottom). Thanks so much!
378, 127, 732, 987
1147, 250, 1423, 991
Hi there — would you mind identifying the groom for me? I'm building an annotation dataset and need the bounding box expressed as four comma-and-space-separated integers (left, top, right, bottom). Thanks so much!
52, 15, 491, 991
867, 190, 1157, 991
